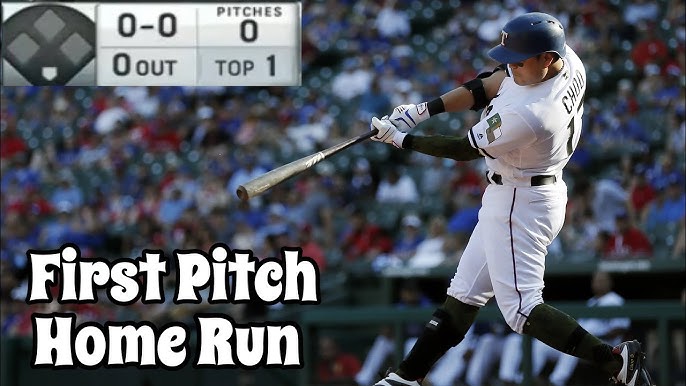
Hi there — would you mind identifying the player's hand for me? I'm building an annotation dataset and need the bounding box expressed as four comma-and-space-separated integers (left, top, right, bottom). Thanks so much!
371, 116, 406, 148
388, 103, 429, 130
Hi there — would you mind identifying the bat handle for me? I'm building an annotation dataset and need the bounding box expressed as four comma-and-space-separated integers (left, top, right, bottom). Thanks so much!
366, 128, 379, 138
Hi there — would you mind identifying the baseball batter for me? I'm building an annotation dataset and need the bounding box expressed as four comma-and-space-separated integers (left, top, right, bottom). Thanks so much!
369, 12, 653, 386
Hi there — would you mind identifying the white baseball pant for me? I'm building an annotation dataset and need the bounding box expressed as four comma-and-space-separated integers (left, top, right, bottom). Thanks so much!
447, 182, 568, 333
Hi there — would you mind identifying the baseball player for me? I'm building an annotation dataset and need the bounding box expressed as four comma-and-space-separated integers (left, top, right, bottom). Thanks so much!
368, 12, 653, 386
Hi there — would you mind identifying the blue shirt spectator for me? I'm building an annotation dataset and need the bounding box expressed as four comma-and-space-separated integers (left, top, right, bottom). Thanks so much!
157, 189, 191, 226
50, 178, 84, 209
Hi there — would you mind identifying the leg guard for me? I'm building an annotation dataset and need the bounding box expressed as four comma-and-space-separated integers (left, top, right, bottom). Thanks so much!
398, 297, 479, 380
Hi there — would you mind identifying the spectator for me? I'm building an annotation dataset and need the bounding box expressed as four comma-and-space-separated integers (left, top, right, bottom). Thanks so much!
298, 224, 328, 273
598, 212, 653, 259
630, 165, 657, 215
50, 175, 84, 209
371, 214, 425, 271
447, 189, 481, 237
375, 167, 419, 204
358, 77, 392, 121
393, 214, 425, 262
614, 79, 640, 116
375, 0, 410, 39
623, 0, 660, 25
316, 335, 362, 386
589, 177, 631, 233
340, 209, 393, 263
560, 208, 601, 260
406, 216, 448, 269
194, 176, 230, 216
631, 26, 669, 71
332, 58, 373, 101
414, 156, 452, 196
646, 151, 684, 192
255, 203, 292, 251
156, 188, 192, 226
642, 176, 686, 232
348, 159, 376, 202
0, 127, 27, 160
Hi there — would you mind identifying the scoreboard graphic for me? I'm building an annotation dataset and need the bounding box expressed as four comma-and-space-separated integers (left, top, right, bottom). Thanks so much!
1, 1, 302, 86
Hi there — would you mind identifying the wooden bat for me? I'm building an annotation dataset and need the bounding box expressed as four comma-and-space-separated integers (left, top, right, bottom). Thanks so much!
236, 129, 379, 201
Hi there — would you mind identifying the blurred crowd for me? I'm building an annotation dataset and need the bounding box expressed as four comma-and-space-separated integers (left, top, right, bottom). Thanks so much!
1, 0, 685, 339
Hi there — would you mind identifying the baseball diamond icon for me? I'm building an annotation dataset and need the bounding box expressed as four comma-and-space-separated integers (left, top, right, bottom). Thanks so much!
2, 4, 95, 85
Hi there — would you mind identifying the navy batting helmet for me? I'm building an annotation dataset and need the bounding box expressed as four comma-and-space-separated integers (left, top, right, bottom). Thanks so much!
488, 12, 566, 64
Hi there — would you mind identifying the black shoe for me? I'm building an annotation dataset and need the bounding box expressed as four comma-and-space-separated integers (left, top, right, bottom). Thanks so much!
611, 340, 655, 386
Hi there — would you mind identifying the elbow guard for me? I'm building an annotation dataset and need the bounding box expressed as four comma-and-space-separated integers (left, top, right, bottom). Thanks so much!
462, 78, 488, 111
463, 64, 507, 111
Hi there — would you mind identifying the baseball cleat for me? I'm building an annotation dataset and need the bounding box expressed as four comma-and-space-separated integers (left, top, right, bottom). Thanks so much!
611, 340, 655, 386
374, 371, 421, 386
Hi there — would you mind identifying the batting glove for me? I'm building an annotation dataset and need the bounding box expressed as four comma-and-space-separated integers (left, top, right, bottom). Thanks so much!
371, 116, 407, 149
388, 103, 430, 130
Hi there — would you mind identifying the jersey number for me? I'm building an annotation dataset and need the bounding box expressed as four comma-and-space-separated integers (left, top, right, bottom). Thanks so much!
566, 117, 575, 157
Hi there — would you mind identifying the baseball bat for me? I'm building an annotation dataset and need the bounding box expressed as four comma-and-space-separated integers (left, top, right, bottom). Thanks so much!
236, 128, 379, 201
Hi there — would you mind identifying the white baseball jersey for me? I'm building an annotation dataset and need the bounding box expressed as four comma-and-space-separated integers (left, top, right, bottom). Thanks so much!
447, 46, 588, 334
467, 45, 585, 180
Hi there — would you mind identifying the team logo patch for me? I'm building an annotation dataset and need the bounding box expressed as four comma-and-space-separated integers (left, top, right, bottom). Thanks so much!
485, 113, 502, 144
500, 31, 509, 46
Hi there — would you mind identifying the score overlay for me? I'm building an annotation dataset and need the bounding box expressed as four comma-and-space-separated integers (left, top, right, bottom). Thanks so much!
1, 2, 302, 86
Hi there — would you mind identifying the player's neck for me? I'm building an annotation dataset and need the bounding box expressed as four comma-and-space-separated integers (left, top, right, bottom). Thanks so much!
542, 58, 564, 82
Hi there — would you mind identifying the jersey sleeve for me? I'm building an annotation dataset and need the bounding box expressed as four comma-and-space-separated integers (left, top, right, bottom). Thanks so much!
467, 110, 537, 159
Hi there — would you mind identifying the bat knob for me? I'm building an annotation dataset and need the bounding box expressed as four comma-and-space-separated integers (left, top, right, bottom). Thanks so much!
236, 186, 249, 201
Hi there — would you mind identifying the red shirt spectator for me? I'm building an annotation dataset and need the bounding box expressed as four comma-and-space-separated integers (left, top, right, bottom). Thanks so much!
298, 224, 327, 273
316, 336, 362, 385
630, 169, 656, 214
601, 214, 653, 259
0, 128, 27, 160
631, 29, 668, 70
341, 210, 393, 262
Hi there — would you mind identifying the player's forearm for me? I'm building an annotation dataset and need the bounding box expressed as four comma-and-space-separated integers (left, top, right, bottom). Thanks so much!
403, 134, 482, 161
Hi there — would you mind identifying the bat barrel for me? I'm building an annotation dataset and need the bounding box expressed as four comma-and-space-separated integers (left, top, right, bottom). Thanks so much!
236, 129, 379, 201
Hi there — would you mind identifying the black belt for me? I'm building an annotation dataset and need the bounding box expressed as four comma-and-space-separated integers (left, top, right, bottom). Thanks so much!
489, 173, 557, 186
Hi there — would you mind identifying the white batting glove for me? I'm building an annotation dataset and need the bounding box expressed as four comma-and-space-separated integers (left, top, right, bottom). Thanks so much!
371, 116, 407, 148
388, 103, 430, 130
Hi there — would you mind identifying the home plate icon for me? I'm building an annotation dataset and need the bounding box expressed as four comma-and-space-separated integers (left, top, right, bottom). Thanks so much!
2, 4, 96, 85
42, 67, 58, 81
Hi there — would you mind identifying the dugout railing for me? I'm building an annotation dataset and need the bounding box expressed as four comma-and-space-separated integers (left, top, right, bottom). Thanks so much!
299, 301, 685, 386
